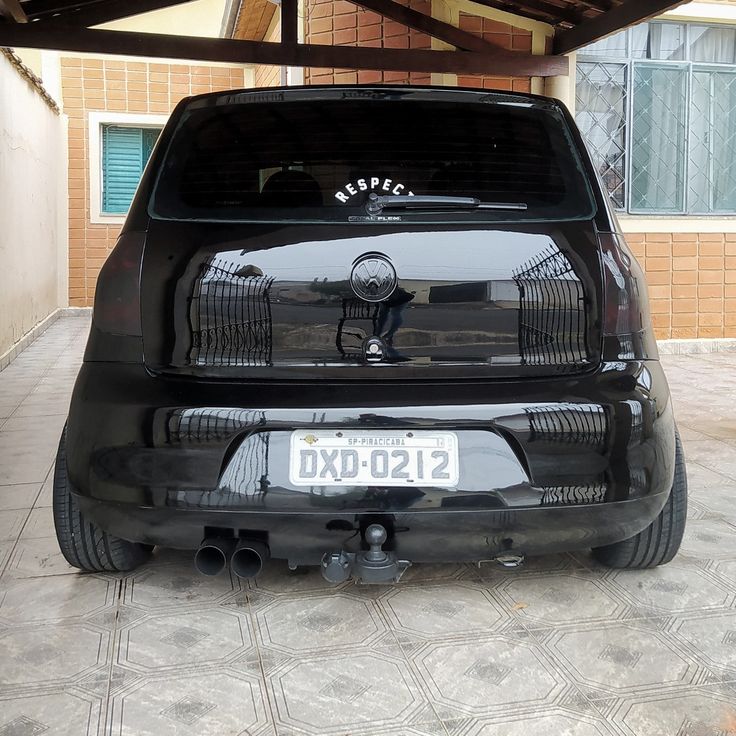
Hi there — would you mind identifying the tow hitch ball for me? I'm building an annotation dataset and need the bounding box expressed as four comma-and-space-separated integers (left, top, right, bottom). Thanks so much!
321, 524, 411, 584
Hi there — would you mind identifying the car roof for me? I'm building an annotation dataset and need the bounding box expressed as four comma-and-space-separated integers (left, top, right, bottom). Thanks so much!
180, 84, 564, 113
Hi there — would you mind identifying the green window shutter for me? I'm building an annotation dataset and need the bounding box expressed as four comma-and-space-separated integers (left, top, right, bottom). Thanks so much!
102, 125, 161, 215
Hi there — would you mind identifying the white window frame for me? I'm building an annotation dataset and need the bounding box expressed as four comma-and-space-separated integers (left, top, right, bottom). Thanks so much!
89, 111, 169, 225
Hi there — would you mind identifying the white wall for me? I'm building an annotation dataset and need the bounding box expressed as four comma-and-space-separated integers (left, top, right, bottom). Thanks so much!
100, 0, 228, 36
0, 52, 68, 361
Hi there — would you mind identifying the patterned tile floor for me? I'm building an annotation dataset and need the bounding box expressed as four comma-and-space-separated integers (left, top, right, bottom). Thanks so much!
1, 316, 736, 735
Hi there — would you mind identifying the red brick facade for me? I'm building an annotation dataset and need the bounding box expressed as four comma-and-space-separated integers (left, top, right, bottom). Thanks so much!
456, 13, 531, 92
61, 57, 246, 307
626, 232, 736, 340
303, 0, 432, 85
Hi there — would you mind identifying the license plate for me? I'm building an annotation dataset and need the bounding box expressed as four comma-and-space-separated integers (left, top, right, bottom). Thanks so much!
289, 430, 459, 487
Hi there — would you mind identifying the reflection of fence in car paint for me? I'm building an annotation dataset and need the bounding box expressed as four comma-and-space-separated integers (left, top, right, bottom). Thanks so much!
525, 403, 608, 448
336, 298, 379, 358
167, 408, 267, 444
166, 408, 270, 507
512, 246, 588, 366
624, 399, 644, 448
540, 484, 607, 505
218, 431, 270, 500
189, 261, 274, 366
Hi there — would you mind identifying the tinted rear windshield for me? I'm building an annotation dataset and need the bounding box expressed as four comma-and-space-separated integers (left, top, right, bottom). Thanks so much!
150, 93, 596, 223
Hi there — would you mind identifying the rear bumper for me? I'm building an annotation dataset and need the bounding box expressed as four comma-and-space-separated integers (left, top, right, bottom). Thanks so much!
66, 359, 676, 558
77, 494, 669, 563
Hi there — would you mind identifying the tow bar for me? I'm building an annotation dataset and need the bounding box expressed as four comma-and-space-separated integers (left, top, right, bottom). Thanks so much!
321, 524, 411, 584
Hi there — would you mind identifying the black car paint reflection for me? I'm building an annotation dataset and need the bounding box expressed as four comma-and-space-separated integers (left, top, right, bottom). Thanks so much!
155, 223, 600, 377
98, 359, 662, 515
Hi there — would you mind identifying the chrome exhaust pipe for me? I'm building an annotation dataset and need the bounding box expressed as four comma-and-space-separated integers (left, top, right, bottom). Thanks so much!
230, 539, 269, 579
194, 538, 235, 576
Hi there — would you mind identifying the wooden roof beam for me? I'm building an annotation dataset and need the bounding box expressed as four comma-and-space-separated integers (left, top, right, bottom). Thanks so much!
16, 0, 100, 20
0, 22, 569, 75
554, 0, 689, 52
473, 0, 581, 26
281, 0, 297, 47
508, 0, 584, 25
0, 0, 28, 22
350, 0, 514, 53
575, 0, 613, 13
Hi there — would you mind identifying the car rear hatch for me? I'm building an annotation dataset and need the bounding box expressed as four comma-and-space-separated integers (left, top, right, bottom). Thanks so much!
140, 88, 603, 379
141, 220, 602, 379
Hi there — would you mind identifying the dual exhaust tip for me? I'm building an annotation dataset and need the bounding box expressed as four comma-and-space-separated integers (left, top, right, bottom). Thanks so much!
194, 538, 269, 578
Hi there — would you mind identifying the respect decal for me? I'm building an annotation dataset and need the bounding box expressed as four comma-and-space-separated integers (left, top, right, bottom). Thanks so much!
334, 177, 414, 204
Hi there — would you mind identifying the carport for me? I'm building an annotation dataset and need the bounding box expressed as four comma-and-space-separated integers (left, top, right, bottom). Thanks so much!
0, 0, 696, 354
3, 0, 736, 735
1, 0, 686, 73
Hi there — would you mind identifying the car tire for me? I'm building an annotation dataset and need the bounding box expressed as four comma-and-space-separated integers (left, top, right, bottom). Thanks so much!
53, 426, 152, 572
592, 429, 687, 569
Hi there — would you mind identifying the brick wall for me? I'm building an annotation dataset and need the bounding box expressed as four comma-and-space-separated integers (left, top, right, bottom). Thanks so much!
627, 232, 736, 339
456, 13, 531, 92
244, 0, 535, 89
303, 0, 432, 85
61, 57, 246, 307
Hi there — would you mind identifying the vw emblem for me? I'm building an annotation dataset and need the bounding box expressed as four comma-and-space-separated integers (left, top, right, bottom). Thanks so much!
350, 253, 397, 302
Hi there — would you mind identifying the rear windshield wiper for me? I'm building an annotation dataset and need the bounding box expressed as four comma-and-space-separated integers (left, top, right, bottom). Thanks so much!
366, 193, 528, 214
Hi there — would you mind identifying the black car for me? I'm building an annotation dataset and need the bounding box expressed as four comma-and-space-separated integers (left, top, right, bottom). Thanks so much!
54, 85, 687, 583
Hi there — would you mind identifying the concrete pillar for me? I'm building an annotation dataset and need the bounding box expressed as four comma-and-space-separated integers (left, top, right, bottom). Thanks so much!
544, 51, 576, 113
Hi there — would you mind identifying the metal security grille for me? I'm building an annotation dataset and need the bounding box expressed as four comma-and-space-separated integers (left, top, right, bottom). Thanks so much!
630, 63, 687, 212
336, 298, 379, 358
691, 69, 736, 213
525, 403, 608, 448
575, 61, 628, 209
189, 261, 274, 366
512, 247, 588, 367
576, 21, 736, 215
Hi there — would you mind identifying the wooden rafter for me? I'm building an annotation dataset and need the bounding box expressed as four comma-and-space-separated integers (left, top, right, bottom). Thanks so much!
554, 0, 689, 52
350, 0, 511, 53
486, 0, 583, 25
575, 0, 613, 13
0, 0, 27, 22
0, 22, 569, 75
281, 0, 297, 47
16, 0, 99, 19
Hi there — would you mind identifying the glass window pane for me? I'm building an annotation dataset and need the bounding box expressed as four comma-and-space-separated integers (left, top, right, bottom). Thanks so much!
580, 29, 628, 57
575, 62, 627, 209
689, 70, 736, 213
689, 70, 712, 212
689, 25, 736, 63
152, 99, 596, 222
631, 22, 685, 60
630, 63, 687, 212
711, 71, 736, 211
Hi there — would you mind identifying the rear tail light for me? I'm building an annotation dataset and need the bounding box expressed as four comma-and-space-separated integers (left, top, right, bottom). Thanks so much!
599, 232, 657, 361
92, 232, 144, 337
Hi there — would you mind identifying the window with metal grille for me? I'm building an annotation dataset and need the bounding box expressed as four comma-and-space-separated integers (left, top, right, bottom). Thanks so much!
576, 21, 736, 215
101, 125, 161, 214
